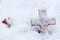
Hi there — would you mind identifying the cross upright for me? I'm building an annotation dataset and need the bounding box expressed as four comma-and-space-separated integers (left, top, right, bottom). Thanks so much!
31, 9, 56, 33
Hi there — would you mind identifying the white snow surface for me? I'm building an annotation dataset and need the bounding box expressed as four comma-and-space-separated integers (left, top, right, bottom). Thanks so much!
0, 0, 60, 40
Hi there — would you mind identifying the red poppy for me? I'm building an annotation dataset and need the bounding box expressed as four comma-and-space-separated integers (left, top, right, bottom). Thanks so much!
2, 19, 8, 25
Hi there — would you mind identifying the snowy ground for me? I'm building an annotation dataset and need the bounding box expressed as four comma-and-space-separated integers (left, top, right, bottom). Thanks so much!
0, 0, 60, 40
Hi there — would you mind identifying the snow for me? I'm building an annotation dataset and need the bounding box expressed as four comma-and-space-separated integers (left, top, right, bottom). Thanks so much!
0, 0, 60, 40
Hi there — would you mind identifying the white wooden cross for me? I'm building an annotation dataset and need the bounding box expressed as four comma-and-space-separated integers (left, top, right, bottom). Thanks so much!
31, 9, 56, 33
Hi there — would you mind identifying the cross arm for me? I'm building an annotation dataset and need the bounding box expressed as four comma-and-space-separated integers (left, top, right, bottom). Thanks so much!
48, 18, 56, 25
